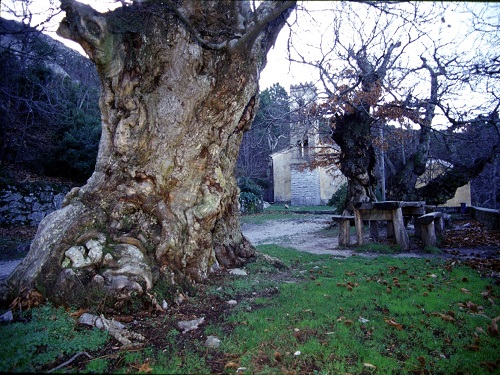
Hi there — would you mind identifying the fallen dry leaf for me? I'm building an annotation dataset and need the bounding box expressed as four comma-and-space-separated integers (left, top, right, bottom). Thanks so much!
431, 312, 456, 323
363, 363, 377, 369
460, 288, 470, 294
466, 301, 480, 312
225, 361, 239, 370
476, 327, 488, 336
417, 356, 426, 365
137, 361, 153, 373
384, 318, 403, 330
487, 320, 498, 337
9, 289, 43, 311
69, 308, 87, 319
481, 361, 500, 372
481, 290, 491, 298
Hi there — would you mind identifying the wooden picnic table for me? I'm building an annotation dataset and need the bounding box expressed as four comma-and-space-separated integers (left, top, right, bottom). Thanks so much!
353, 201, 425, 251
333, 201, 444, 251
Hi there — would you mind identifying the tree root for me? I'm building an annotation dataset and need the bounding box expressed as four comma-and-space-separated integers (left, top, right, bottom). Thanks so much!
47, 351, 92, 373
78, 313, 145, 347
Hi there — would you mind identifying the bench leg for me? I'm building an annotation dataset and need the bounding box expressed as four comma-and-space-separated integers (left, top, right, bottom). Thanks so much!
354, 209, 364, 246
434, 217, 444, 237
339, 220, 351, 246
420, 222, 436, 247
391, 208, 410, 251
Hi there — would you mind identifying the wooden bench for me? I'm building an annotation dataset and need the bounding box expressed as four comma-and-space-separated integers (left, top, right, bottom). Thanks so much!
352, 201, 425, 251
331, 215, 355, 246
416, 212, 444, 247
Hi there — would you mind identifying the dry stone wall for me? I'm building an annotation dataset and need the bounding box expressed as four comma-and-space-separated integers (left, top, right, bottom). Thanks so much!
291, 167, 321, 206
0, 183, 71, 227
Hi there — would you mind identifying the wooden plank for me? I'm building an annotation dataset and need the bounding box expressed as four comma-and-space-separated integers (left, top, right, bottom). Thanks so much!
417, 212, 443, 225
358, 209, 393, 221
391, 207, 409, 251
420, 222, 436, 247
400, 201, 426, 208
373, 201, 402, 210
338, 219, 351, 246
354, 209, 364, 246
354, 202, 374, 210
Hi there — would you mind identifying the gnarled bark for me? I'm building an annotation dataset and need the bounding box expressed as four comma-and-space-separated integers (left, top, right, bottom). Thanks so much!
331, 109, 377, 208
1, 0, 295, 310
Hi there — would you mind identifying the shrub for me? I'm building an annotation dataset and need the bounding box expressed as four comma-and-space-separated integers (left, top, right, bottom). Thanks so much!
328, 182, 348, 213
238, 177, 264, 214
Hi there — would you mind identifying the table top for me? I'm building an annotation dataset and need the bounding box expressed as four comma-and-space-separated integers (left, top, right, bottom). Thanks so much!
355, 201, 426, 210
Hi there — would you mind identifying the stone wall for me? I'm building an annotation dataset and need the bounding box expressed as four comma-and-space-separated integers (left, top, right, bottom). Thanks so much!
291, 166, 321, 206
469, 206, 500, 230
0, 183, 71, 227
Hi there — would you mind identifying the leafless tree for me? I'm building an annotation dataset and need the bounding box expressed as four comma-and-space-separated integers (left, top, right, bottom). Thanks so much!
237, 83, 290, 201
288, 2, 499, 208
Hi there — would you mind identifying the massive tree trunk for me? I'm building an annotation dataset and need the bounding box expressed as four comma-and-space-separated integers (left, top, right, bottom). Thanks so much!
329, 43, 401, 209
331, 109, 377, 209
1, 0, 295, 310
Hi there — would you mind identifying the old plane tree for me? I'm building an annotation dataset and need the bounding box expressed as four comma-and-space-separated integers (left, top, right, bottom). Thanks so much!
1, 0, 296, 310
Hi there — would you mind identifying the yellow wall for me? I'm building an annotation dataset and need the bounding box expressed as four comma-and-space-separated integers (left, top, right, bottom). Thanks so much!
418, 159, 472, 207
443, 182, 471, 207
319, 167, 347, 203
271, 150, 291, 202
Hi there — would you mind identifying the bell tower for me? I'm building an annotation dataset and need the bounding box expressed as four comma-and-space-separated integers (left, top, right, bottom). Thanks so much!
289, 83, 321, 205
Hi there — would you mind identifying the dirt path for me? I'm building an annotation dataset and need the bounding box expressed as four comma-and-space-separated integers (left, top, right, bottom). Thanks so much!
242, 214, 500, 278
241, 215, 358, 257
240, 215, 414, 259
1, 215, 498, 280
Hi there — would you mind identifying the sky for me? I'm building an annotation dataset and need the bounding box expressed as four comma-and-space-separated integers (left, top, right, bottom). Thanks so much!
0, 0, 311, 92
1, 0, 497, 100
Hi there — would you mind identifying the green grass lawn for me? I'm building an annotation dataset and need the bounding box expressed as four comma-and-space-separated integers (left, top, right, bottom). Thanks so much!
1, 245, 499, 374
224, 246, 500, 374
240, 204, 334, 225
263, 204, 334, 212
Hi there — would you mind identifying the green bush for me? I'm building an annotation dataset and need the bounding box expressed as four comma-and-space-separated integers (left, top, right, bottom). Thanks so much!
43, 108, 101, 181
238, 177, 264, 214
328, 182, 348, 213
